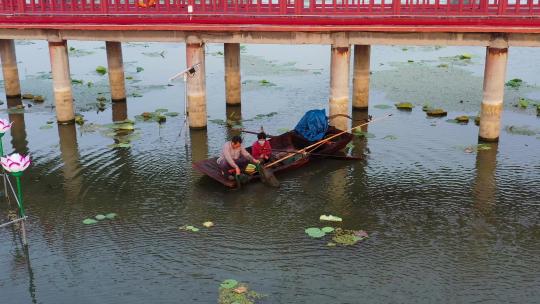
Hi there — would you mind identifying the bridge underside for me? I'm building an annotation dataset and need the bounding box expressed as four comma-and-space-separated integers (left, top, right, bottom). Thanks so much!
1, 26, 540, 47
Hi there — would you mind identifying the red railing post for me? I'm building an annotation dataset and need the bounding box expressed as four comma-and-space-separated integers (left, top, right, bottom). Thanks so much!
393, 0, 401, 14
498, 0, 507, 14
17, 0, 25, 12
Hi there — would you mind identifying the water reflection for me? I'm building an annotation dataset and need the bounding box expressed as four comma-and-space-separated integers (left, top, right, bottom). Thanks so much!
351, 109, 370, 157
190, 129, 208, 164
226, 105, 242, 140
7, 97, 28, 155
473, 142, 499, 214
112, 100, 128, 122
57, 124, 82, 203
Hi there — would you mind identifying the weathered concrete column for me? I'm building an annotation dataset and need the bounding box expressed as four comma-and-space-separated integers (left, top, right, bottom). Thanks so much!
112, 99, 128, 122
48, 41, 75, 124
105, 41, 126, 102
329, 45, 351, 131
479, 47, 508, 142
186, 43, 207, 129
0, 39, 21, 98
7, 97, 28, 155
352, 45, 371, 110
224, 43, 241, 106
58, 124, 82, 202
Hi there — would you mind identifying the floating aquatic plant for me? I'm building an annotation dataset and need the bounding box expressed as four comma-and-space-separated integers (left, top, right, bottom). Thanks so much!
33, 95, 45, 102
464, 144, 492, 153
75, 114, 85, 126
382, 135, 398, 140
203, 221, 214, 228
319, 215, 342, 222
95, 66, 107, 75
95, 214, 106, 220
105, 213, 117, 219
455, 115, 470, 123
459, 53, 472, 60
39, 125, 53, 130
395, 102, 414, 110
374, 104, 392, 109
321, 227, 334, 233
136, 67, 144, 73
505, 125, 537, 136
71, 79, 83, 85
218, 280, 264, 304
179, 225, 200, 232
22, 93, 34, 99
505, 78, 523, 88
332, 228, 369, 246
305, 227, 326, 238
83, 218, 98, 225
426, 109, 447, 117
352, 129, 375, 138
517, 97, 531, 108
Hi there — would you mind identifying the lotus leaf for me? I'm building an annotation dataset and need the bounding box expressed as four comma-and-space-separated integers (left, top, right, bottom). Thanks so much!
383, 135, 397, 140
374, 104, 392, 109
83, 218, 98, 225
505, 125, 537, 136
136, 67, 144, 73
305, 227, 325, 238
459, 53, 472, 60
422, 104, 432, 112
426, 109, 447, 117
165, 112, 179, 117
191, 227, 200, 232
40, 125, 53, 130
395, 102, 414, 110
321, 227, 334, 233
332, 228, 364, 246
505, 78, 523, 88
203, 221, 214, 228
220, 279, 238, 289
155, 108, 168, 113
33, 95, 45, 102
96, 66, 107, 75
320, 215, 342, 222
455, 116, 469, 123
474, 116, 480, 126
518, 97, 531, 108
95, 214, 106, 220
105, 213, 117, 219
22, 93, 34, 99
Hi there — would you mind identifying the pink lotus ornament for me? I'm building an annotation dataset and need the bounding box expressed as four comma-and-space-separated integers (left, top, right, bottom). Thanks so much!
0, 118, 13, 134
1, 153, 31, 173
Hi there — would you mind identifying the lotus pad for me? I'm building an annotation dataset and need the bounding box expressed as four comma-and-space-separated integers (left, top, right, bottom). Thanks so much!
305, 227, 325, 238
105, 213, 117, 219
83, 218, 98, 225
95, 214, 106, 220
321, 227, 334, 233
320, 215, 342, 222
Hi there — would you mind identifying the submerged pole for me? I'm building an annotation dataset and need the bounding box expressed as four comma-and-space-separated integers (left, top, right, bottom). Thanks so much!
479, 47, 508, 142
224, 43, 241, 106
0, 39, 21, 98
48, 41, 75, 124
186, 43, 207, 129
329, 45, 351, 131
105, 41, 126, 102
352, 45, 371, 110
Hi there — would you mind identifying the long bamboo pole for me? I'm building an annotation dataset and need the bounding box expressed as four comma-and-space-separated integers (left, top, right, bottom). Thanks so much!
264, 114, 392, 169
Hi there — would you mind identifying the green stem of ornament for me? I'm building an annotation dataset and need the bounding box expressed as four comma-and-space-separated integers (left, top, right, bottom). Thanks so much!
12, 173, 25, 217
0, 132, 4, 157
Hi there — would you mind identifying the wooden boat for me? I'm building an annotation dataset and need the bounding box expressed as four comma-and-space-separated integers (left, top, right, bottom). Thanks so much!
193, 126, 356, 188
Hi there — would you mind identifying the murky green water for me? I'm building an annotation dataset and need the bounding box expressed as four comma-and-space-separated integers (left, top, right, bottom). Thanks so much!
1, 41, 539, 303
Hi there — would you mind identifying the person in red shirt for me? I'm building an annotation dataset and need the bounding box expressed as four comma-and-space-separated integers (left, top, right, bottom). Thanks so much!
251, 132, 272, 163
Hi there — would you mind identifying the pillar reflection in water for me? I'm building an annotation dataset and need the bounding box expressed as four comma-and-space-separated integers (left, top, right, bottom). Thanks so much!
7, 97, 28, 155
226, 105, 242, 140
473, 142, 499, 213
351, 109, 370, 157
58, 124, 82, 202
190, 129, 208, 164
112, 100, 128, 122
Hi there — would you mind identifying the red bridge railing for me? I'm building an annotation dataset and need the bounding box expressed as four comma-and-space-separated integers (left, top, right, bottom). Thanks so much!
1, 0, 540, 27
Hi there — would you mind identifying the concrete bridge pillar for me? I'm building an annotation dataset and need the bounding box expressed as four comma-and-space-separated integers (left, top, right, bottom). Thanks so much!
224, 43, 241, 106
0, 39, 21, 98
106, 41, 126, 102
352, 45, 371, 110
112, 100, 128, 122
479, 47, 508, 142
186, 43, 207, 129
329, 44, 351, 131
48, 41, 75, 124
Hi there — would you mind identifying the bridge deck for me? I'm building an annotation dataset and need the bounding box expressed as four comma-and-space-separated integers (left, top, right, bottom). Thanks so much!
1, 0, 540, 31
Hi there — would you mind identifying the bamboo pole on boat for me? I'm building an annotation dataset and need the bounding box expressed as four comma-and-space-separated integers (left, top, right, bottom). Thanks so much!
264, 114, 392, 169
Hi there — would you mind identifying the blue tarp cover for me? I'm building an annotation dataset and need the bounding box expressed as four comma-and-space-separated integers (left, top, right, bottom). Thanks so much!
294, 109, 329, 141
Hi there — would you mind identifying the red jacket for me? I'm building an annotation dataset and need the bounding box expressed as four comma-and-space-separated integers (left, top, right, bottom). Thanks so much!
251, 140, 272, 160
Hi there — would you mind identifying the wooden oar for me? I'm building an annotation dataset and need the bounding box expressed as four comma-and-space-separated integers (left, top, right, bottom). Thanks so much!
271, 149, 360, 160
265, 113, 392, 169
